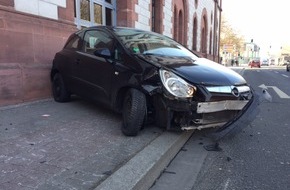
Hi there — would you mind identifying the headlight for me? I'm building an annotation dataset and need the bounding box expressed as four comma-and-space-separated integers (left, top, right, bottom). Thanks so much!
159, 69, 196, 98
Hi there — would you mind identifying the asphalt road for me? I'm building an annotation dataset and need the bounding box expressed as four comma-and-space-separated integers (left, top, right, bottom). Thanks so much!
151, 66, 290, 190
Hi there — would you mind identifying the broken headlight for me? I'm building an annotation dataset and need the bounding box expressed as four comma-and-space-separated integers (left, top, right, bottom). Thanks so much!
159, 69, 196, 98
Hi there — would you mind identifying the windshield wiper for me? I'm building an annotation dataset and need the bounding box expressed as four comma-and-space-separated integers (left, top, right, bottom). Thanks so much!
142, 52, 157, 55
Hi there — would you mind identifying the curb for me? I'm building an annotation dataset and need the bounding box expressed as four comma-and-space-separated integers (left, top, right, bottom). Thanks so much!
94, 130, 194, 190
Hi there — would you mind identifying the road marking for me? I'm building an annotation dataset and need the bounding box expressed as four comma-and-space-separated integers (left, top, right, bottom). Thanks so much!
275, 71, 279, 74
259, 84, 290, 99
282, 74, 289, 78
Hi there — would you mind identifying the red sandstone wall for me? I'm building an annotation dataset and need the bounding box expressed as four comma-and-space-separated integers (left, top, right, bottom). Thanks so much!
0, 6, 77, 106
0, 0, 13, 7
116, 0, 138, 27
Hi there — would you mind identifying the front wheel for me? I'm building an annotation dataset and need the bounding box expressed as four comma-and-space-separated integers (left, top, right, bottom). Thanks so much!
121, 89, 146, 136
52, 73, 70, 102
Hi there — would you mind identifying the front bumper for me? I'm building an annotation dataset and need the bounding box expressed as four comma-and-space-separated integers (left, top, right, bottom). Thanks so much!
181, 100, 250, 130
152, 87, 256, 133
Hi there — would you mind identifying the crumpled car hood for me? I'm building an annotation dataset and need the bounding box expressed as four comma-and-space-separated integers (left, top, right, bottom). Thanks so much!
138, 54, 247, 86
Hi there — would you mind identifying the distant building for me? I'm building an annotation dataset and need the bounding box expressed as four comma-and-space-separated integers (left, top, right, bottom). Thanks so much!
0, 0, 222, 106
243, 42, 260, 63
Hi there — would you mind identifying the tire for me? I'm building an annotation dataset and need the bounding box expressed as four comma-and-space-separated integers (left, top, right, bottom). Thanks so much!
121, 89, 146, 136
52, 73, 70, 102
287, 66, 289, 72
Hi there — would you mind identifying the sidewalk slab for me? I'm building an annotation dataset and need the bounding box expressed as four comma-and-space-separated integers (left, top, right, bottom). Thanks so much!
0, 99, 192, 190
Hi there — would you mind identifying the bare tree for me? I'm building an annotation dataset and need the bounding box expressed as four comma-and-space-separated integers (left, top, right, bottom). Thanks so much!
220, 17, 244, 55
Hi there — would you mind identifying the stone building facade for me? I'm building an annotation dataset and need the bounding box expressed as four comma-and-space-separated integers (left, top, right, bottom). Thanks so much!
0, 0, 222, 106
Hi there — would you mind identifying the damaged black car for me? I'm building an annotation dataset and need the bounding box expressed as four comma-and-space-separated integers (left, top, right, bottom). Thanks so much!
51, 26, 254, 136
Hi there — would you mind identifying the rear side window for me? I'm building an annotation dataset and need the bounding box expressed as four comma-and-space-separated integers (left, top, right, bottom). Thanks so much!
83, 30, 113, 54
64, 35, 81, 50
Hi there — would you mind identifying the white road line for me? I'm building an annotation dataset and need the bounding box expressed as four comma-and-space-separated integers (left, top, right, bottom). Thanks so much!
282, 74, 289, 78
271, 86, 290, 99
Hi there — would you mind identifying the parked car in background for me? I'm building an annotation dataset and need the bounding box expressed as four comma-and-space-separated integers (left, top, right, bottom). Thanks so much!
248, 59, 261, 68
51, 26, 254, 136
261, 59, 269, 66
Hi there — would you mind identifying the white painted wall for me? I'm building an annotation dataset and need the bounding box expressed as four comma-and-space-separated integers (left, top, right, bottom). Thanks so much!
163, 0, 173, 38
135, 0, 151, 31
14, 0, 66, 20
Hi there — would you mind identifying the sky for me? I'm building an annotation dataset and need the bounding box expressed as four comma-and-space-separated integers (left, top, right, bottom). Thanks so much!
222, 0, 290, 57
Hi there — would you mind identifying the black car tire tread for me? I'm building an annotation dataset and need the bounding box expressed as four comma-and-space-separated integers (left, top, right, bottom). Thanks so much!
52, 73, 71, 102
122, 89, 146, 136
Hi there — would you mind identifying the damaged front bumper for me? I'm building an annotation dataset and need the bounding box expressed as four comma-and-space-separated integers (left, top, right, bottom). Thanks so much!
151, 86, 256, 133
181, 100, 249, 130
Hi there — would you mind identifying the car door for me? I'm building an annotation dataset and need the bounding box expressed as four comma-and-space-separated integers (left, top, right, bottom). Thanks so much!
54, 33, 83, 92
73, 29, 115, 105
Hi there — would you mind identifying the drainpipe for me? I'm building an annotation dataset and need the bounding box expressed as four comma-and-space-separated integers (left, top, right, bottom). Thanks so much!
217, 0, 222, 63
213, 0, 217, 62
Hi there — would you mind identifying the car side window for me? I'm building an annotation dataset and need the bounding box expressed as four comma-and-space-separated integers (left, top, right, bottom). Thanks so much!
83, 30, 113, 54
64, 35, 81, 50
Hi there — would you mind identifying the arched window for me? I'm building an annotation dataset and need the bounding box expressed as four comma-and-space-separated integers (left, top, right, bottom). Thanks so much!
173, 6, 178, 40
172, 0, 188, 45
178, 10, 183, 44
192, 16, 197, 51
201, 10, 208, 54
209, 30, 212, 54
215, 20, 219, 55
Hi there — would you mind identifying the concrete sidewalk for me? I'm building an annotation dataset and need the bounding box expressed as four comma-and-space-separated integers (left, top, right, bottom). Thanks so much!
0, 98, 193, 190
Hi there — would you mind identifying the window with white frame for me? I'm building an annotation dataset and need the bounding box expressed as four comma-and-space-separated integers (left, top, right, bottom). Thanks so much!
74, 0, 116, 29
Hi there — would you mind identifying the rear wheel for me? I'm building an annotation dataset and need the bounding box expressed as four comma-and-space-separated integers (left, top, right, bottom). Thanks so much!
287, 65, 289, 72
122, 89, 146, 136
52, 73, 70, 102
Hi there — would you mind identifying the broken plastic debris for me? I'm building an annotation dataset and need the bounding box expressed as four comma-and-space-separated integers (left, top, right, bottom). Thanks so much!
204, 142, 222, 151
262, 89, 272, 102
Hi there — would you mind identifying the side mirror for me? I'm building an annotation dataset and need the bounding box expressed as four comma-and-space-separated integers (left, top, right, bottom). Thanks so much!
94, 48, 111, 59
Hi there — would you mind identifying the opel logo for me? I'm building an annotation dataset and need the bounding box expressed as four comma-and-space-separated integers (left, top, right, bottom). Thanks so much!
231, 87, 240, 97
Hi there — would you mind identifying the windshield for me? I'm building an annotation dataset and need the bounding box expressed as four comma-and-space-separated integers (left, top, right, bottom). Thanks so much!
113, 28, 198, 60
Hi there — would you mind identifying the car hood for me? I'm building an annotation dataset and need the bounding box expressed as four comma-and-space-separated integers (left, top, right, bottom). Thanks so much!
137, 54, 247, 86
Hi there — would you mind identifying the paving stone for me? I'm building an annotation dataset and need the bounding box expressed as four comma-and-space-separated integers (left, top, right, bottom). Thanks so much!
0, 99, 164, 189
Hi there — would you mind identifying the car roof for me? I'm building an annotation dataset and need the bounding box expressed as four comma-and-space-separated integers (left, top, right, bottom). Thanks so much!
76, 26, 148, 34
